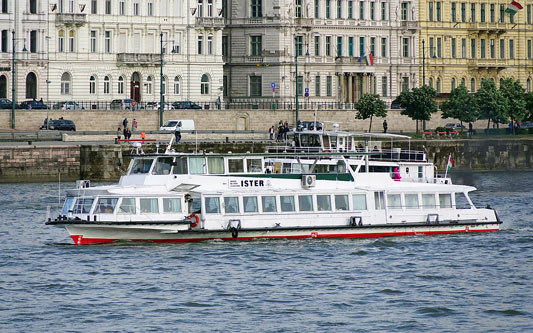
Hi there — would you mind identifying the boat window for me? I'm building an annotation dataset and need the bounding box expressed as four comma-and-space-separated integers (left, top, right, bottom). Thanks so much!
205, 197, 221, 214
405, 194, 419, 209
189, 196, 201, 214
422, 194, 436, 209
280, 196, 296, 212
374, 192, 385, 210
387, 194, 402, 209
224, 197, 240, 214
418, 166, 424, 179
228, 159, 244, 173
61, 197, 76, 215
261, 196, 277, 213
291, 163, 302, 174
352, 194, 367, 210
163, 198, 182, 213
243, 196, 258, 213
73, 198, 94, 214
118, 198, 136, 214
95, 198, 119, 214
317, 195, 331, 211
337, 160, 346, 173
189, 157, 206, 174
153, 157, 173, 175
246, 158, 263, 172
208, 157, 225, 174
172, 157, 188, 175
455, 192, 472, 209
282, 163, 292, 174
298, 195, 313, 211
334, 195, 349, 211
130, 158, 154, 174
140, 198, 159, 213
439, 194, 452, 208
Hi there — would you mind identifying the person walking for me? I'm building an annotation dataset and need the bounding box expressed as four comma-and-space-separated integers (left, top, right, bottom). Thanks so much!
116, 127, 122, 144
269, 126, 274, 140
383, 120, 388, 133
140, 130, 146, 143
123, 118, 128, 128
132, 118, 138, 131
174, 128, 181, 143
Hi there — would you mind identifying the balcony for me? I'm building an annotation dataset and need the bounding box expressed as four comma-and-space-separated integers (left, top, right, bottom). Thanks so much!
467, 58, 507, 70
196, 17, 224, 29
295, 18, 313, 27
55, 13, 87, 26
400, 21, 419, 31
117, 53, 162, 66
467, 22, 507, 34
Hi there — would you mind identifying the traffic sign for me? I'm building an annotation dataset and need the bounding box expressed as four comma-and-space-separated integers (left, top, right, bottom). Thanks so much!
304, 92, 309, 97
271, 82, 275, 88
305, 88, 309, 93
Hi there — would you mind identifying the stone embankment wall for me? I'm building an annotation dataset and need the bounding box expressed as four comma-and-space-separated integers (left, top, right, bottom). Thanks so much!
0, 139, 531, 182
0, 109, 485, 133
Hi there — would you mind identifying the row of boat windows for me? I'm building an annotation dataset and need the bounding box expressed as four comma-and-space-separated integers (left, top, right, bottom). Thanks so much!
62, 197, 182, 215
129, 157, 263, 176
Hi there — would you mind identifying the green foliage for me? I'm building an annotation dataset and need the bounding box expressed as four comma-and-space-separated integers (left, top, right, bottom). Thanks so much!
354, 94, 387, 132
499, 78, 527, 123
525, 93, 533, 122
398, 85, 438, 133
435, 126, 446, 132
476, 79, 507, 128
441, 85, 478, 124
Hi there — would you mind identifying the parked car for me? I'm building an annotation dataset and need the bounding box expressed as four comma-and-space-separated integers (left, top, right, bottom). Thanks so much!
110, 98, 134, 110
160, 119, 195, 131
19, 100, 48, 110
173, 101, 202, 109
144, 102, 175, 110
0, 98, 15, 109
53, 101, 84, 110
44, 119, 76, 131
444, 123, 466, 131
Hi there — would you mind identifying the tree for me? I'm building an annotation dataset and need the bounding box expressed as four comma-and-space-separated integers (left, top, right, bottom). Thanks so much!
476, 79, 507, 128
354, 94, 387, 132
440, 85, 478, 130
499, 78, 527, 128
397, 85, 438, 133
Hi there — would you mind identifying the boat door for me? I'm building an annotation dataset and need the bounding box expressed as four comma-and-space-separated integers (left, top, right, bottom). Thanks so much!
372, 191, 388, 224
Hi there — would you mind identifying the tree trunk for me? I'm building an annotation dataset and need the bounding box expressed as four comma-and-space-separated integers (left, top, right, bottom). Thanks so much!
369, 116, 373, 132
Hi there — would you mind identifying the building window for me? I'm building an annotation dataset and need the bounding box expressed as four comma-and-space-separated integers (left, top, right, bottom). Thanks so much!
461, 78, 466, 86
348, 0, 353, 19
30, 30, 37, 53
429, 77, 433, 89
174, 76, 180, 94
223, 75, 227, 96
250, 36, 262, 56
437, 37, 441, 57
91, 0, 97, 14
480, 39, 485, 59
69, 30, 75, 52
146, 76, 153, 94
471, 3, 475, 22
250, 76, 261, 96
296, 76, 303, 96
470, 78, 475, 93
58, 0, 64, 13
381, 37, 386, 57
528, 5, 532, 24
451, 38, 456, 58
337, 36, 342, 57
509, 39, 514, 58
326, 0, 330, 18
315, 76, 321, 96
452, 2, 456, 22
105, 31, 111, 53
326, 36, 331, 56
314, 35, 320, 56
500, 4, 505, 22
500, 39, 505, 58
381, 76, 387, 97
207, 0, 213, 16
61, 72, 71, 95
528, 40, 532, 59
89, 75, 96, 94
451, 78, 456, 91
436, 78, 441, 93
104, 76, 110, 94
359, 1, 364, 19
201, 74, 210, 95
428, 2, 433, 21
315, 0, 320, 19
296, 35, 304, 56
197, 0, 203, 17
461, 38, 466, 58
348, 37, 353, 57
402, 38, 409, 57
490, 4, 495, 22
118, 76, 124, 94
29, 0, 37, 13
337, 0, 342, 18
401, 77, 409, 92
119, 0, 125, 15
1, 30, 7, 52
251, 0, 262, 18
148, 1, 153, 16
58, 30, 64, 52
133, 1, 139, 15
480, 4, 485, 22
105, 0, 111, 14
527, 78, 531, 93
207, 35, 213, 55
401, 2, 408, 20
326, 76, 332, 96
490, 39, 495, 58
359, 37, 365, 57
370, 37, 375, 56
471, 39, 475, 58
222, 35, 228, 56
90, 30, 97, 52
197, 35, 203, 54
381, 1, 386, 20
429, 37, 434, 57
370, 2, 375, 20
461, 2, 466, 22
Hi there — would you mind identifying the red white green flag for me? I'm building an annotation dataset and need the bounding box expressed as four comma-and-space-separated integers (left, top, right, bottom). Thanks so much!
505, 1, 523, 15
446, 155, 455, 172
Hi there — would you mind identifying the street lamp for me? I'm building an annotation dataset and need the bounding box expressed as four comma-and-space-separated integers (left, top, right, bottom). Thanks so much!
422, 39, 425, 86
295, 37, 299, 126
159, 33, 177, 127
11, 31, 27, 129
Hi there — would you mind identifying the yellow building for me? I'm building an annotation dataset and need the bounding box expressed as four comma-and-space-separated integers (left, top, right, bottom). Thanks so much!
419, 0, 533, 95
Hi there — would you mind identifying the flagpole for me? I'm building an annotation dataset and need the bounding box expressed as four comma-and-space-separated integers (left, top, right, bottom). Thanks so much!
444, 154, 451, 178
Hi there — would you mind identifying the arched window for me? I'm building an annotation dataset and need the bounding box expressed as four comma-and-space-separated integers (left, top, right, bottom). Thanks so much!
118, 76, 124, 94
0, 75, 7, 98
451, 78, 456, 91
69, 30, 75, 52
436, 78, 441, 93
146, 76, 153, 94
499, 78, 504, 87
26, 72, 37, 99
527, 78, 531, 93
58, 30, 65, 52
104, 75, 110, 94
428, 77, 433, 89
470, 78, 475, 93
89, 75, 96, 94
61, 72, 71, 95
174, 76, 181, 95
201, 74, 210, 95
461, 78, 466, 87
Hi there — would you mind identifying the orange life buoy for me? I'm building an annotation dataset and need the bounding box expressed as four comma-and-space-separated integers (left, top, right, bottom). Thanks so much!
189, 213, 199, 228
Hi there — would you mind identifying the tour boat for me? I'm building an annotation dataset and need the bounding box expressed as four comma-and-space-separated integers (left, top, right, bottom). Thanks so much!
46, 140, 502, 244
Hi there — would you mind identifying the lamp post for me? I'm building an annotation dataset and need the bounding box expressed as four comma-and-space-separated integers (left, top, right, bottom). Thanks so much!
422, 39, 426, 86
159, 33, 164, 128
295, 37, 299, 126
11, 31, 27, 129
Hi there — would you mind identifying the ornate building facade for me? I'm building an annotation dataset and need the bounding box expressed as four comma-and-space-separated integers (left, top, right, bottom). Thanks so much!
419, 0, 533, 95
222, 0, 420, 110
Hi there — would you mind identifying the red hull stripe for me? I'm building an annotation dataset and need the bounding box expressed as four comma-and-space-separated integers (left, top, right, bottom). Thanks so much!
70, 228, 499, 245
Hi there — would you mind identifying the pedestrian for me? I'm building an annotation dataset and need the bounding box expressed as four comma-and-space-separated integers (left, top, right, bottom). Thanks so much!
174, 128, 181, 143
116, 127, 122, 143
383, 120, 388, 133
123, 126, 128, 139
269, 126, 274, 140
132, 118, 138, 131
123, 118, 128, 128
468, 122, 473, 137
277, 121, 283, 142
393, 167, 401, 181
283, 121, 289, 141
140, 130, 146, 143
127, 128, 132, 140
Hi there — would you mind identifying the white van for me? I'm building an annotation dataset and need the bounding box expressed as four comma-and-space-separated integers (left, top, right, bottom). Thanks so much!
160, 120, 195, 131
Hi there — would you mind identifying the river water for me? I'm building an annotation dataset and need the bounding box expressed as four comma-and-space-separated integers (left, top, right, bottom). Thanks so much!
0, 172, 532, 332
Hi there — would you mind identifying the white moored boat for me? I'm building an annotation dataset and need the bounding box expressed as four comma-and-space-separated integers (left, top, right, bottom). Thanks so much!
46, 137, 502, 245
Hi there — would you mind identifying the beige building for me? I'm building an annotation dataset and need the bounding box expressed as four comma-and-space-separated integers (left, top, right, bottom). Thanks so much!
419, 0, 533, 95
